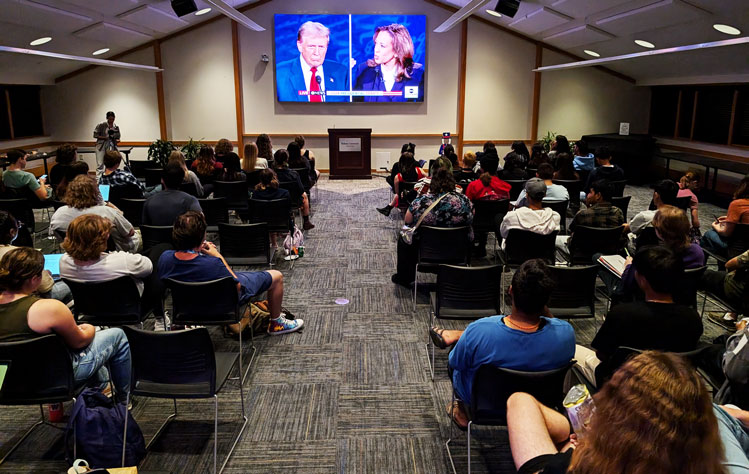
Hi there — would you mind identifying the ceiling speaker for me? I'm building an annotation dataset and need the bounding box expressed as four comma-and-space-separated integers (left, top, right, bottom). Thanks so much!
490, 0, 521, 18
171, 0, 197, 17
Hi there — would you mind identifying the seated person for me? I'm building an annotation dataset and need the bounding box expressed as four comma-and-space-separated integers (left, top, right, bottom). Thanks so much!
572, 139, 594, 171
98, 150, 147, 197
214, 138, 233, 164
273, 149, 314, 230
556, 180, 624, 253
50, 175, 140, 252
515, 163, 569, 208
386, 143, 415, 190
191, 145, 223, 194
702, 174, 749, 258
528, 143, 549, 169
287, 141, 312, 188
507, 351, 730, 474
455, 152, 478, 183
414, 157, 460, 196
464, 154, 511, 201
158, 211, 303, 335
219, 152, 246, 182
391, 169, 473, 287
0, 247, 131, 403
55, 161, 89, 201
169, 150, 204, 197
627, 179, 679, 241
378, 152, 426, 217
242, 142, 268, 172
552, 152, 580, 181
498, 152, 528, 181
142, 162, 202, 226
678, 171, 702, 239
499, 178, 561, 248
2, 148, 50, 201
50, 143, 77, 190
583, 146, 625, 193
294, 135, 320, 182
0, 210, 70, 303
252, 169, 292, 247
438, 259, 575, 429
702, 249, 749, 330
575, 246, 703, 387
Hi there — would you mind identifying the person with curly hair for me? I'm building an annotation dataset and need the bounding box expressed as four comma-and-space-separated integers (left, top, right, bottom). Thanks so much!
190, 145, 223, 194
214, 138, 234, 164
256, 133, 273, 166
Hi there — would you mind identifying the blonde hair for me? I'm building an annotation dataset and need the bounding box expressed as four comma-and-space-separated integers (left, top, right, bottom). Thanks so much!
366, 24, 421, 81
463, 152, 476, 169
168, 150, 188, 173
243, 142, 259, 172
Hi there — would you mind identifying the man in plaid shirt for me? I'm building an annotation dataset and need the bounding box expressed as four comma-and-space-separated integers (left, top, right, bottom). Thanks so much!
557, 180, 624, 251
99, 150, 152, 196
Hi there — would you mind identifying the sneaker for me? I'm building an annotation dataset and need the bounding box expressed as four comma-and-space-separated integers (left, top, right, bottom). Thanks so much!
153, 311, 171, 332
376, 206, 392, 217
303, 221, 315, 230
708, 312, 737, 330
268, 315, 304, 335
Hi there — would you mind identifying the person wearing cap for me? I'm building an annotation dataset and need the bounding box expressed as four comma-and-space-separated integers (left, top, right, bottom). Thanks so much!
499, 178, 561, 248
626, 179, 679, 236
514, 163, 569, 208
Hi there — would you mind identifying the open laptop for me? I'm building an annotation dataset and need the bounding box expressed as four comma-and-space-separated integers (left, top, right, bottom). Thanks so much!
99, 184, 110, 202
43, 253, 63, 280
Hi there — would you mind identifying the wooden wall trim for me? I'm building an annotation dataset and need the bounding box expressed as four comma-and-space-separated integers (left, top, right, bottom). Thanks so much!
530, 44, 542, 142
5, 90, 14, 140
463, 139, 530, 146
689, 90, 699, 140
231, 21, 245, 159
728, 89, 739, 146
658, 142, 749, 163
456, 21, 468, 159
242, 133, 459, 139
153, 41, 167, 141
674, 89, 682, 138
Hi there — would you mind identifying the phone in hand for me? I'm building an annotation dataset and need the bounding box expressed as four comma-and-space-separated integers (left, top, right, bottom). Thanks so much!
39, 174, 47, 181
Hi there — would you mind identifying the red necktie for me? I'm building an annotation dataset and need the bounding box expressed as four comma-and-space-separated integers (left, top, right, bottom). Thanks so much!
309, 66, 321, 102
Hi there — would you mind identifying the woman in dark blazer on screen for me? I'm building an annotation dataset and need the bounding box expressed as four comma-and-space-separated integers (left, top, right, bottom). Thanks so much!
353, 24, 424, 103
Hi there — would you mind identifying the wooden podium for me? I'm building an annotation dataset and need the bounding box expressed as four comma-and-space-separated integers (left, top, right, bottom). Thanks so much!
328, 128, 372, 179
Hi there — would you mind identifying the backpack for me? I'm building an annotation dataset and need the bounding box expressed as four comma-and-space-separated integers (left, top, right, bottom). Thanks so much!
65, 388, 147, 469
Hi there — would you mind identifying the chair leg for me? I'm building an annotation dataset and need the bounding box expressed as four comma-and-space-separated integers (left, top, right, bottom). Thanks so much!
425, 310, 435, 380
467, 421, 472, 474
122, 393, 129, 467
413, 264, 419, 312
217, 391, 249, 474
0, 405, 47, 465
445, 392, 457, 474
145, 399, 178, 450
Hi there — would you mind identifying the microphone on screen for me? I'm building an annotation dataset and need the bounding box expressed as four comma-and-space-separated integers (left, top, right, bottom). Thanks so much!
316, 75, 325, 102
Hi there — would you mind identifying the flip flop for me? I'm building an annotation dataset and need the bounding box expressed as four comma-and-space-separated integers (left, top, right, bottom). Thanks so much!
429, 326, 451, 350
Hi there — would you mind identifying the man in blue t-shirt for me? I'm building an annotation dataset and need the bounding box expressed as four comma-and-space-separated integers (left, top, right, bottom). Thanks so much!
430, 259, 575, 429
158, 211, 303, 335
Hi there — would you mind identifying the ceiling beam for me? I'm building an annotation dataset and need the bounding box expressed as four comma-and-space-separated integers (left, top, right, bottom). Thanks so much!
205, 0, 265, 31
434, 0, 488, 33
0, 45, 161, 72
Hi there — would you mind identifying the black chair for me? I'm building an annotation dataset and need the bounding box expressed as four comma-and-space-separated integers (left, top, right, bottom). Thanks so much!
675, 196, 692, 211
427, 264, 502, 379
610, 180, 627, 197
542, 199, 569, 235
290, 167, 311, 192
218, 222, 271, 266
635, 226, 659, 251
140, 224, 173, 252
396, 181, 418, 213
199, 197, 229, 233
414, 226, 472, 311
118, 198, 146, 228
472, 199, 510, 259
0, 197, 36, 246
0, 335, 81, 465
676, 265, 707, 309
63, 276, 152, 326
164, 277, 254, 383
127, 160, 151, 179
122, 327, 247, 474
547, 265, 598, 321
248, 198, 292, 234
505, 179, 527, 201
179, 182, 199, 197
278, 181, 303, 209
446, 362, 574, 474
214, 180, 249, 215
567, 225, 625, 265
500, 229, 558, 308
144, 168, 163, 187
246, 170, 262, 190
552, 179, 582, 214
108, 183, 144, 206
610, 196, 632, 221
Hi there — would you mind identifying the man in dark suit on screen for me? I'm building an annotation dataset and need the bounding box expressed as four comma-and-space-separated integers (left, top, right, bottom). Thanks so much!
276, 21, 349, 102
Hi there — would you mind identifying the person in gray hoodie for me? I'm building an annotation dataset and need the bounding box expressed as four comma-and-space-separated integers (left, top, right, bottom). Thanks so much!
499, 178, 561, 249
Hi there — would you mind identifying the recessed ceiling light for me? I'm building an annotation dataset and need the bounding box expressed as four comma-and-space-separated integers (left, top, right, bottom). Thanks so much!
584, 50, 600, 57
93, 48, 110, 56
713, 24, 741, 35
195, 7, 211, 16
29, 37, 52, 46
634, 39, 655, 49
486, 9, 502, 18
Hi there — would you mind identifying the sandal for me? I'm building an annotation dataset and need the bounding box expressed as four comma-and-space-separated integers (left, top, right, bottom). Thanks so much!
446, 400, 468, 431
429, 326, 452, 350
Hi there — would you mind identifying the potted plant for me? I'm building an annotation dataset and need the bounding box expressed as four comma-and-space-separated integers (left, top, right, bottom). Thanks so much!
541, 131, 556, 153
147, 139, 176, 168
180, 137, 203, 162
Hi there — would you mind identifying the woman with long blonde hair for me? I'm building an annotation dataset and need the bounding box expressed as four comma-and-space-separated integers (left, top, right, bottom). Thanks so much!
242, 142, 267, 172
168, 150, 203, 197
507, 351, 728, 474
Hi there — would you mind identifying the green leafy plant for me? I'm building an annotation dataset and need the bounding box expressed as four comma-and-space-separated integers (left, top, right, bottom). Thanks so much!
147, 139, 176, 168
541, 131, 556, 153
180, 137, 204, 162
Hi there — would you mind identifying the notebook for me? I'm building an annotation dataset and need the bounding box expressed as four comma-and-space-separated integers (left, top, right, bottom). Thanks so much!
44, 253, 64, 279
99, 184, 110, 202
597, 254, 627, 278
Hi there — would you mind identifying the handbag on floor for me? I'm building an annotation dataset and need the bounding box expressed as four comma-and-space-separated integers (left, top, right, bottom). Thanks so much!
65, 389, 146, 469
400, 193, 449, 245
283, 225, 305, 257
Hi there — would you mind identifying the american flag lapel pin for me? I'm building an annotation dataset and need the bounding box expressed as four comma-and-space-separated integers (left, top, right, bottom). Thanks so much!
330, 77, 334, 83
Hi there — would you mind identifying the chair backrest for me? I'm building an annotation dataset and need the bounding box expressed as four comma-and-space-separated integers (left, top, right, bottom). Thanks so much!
122, 326, 216, 398
542, 199, 569, 234
610, 180, 627, 197
470, 362, 573, 425
610, 196, 632, 221
63, 276, 145, 325
0, 335, 76, 405
278, 181, 302, 206
0, 197, 34, 230
551, 180, 582, 210
213, 180, 249, 210
127, 160, 150, 178
547, 265, 598, 318
290, 167, 311, 190
108, 183, 144, 206
140, 224, 173, 251
416, 226, 471, 266
248, 198, 292, 233
165, 277, 240, 325
179, 182, 199, 197
675, 265, 707, 308
675, 196, 692, 211
397, 181, 418, 210
505, 180, 527, 201
435, 264, 502, 319
144, 168, 163, 187
504, 229, 558, 266
635, 226, 659, 251
472, 199, 510, 233
569, 225, 624, 265
198, 197, 229, 227
729, 223, 749, 259
218, 222, 270, 265
118, 198, 146, 228
246, 170, 263, 189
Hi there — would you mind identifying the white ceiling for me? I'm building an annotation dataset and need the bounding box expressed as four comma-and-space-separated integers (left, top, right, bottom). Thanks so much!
0, 0, 746, 85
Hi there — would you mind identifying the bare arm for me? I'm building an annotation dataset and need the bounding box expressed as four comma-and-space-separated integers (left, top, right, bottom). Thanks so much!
690, 207, 700, 229
726, 255, 741, 272
507, 392, 572, 471
27, 299, 95, 349
201, 241, 242, 292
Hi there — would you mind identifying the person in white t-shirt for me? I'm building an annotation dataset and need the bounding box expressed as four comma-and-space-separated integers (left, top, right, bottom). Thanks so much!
500, 178, 561, 249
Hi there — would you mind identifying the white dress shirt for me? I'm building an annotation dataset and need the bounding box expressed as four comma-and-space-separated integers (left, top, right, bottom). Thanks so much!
300, 55, 325, 102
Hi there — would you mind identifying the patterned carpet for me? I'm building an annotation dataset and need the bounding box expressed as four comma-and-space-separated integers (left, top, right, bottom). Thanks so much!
0, 174, 732, 473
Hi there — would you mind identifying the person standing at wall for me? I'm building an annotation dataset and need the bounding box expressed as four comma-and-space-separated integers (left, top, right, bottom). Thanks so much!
93, 111, 120, 177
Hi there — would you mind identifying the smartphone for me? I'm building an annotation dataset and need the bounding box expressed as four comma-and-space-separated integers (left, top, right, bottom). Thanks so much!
39, 174, 47, 180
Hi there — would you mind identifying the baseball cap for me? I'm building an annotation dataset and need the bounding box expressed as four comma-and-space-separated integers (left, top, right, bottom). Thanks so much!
525, 177, 547, 201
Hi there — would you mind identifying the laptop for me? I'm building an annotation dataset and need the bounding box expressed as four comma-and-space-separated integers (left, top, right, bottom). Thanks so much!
43, 253, 64, 280
99, 184, 110, 202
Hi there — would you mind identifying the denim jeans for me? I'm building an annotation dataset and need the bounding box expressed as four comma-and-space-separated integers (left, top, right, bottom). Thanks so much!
70, 328, 131, 403
702, 229, 729, 257
715, 404, 749, 473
